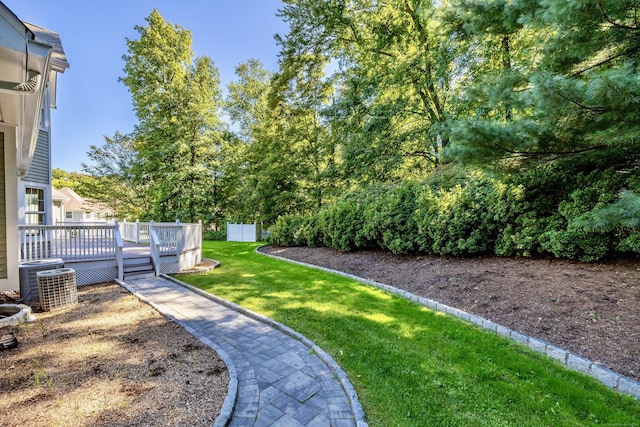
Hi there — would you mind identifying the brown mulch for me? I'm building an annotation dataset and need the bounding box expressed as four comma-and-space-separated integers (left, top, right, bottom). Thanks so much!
0, 282, 228, 427
260, 245, 640, 382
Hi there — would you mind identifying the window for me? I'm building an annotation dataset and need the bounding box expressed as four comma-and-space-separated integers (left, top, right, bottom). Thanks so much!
65, 211, 72, 219
25, 187, 45, 225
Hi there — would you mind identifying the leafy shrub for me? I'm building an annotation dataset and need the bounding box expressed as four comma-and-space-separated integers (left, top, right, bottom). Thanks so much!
268, 164, 640, 261
269, 214, 307, 246
299, 215, 324, 247
317, 193, 370, 252
416, 170, 521, 256
203, 229, 227, 241
360, 182, 422, 254
537, 169, 624, 261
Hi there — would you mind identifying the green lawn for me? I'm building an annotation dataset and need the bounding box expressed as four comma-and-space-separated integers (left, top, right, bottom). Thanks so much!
177, 241, 640, 426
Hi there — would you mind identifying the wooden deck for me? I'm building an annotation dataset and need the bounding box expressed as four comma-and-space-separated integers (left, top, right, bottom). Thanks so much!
122, 241, 153, 258
18, 222, 202, 285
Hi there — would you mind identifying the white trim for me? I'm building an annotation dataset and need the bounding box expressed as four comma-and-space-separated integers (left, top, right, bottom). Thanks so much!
0, 124, 19, 291
18, 180, 51, 225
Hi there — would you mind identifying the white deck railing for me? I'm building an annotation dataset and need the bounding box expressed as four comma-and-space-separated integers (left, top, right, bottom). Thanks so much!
120, 220, 201, 255
19, 223, 119, 262
178, 222, 202, 253
119, 220, 151, 243
18, 220, 202, 266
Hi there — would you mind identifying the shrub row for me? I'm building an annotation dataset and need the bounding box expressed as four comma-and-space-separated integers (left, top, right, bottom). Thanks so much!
269, 164, 640, 261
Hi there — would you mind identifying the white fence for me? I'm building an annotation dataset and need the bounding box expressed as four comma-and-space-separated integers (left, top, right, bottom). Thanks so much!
227, 223, 260, 242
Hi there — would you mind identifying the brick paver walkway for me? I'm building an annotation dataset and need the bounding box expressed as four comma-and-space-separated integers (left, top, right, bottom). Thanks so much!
120, 275, 366, 427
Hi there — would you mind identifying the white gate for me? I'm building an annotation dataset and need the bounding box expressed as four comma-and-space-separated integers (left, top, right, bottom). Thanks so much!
227, 223, 258, 242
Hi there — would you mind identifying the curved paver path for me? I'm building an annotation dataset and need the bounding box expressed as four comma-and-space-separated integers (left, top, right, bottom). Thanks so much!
119, 275, 367, 427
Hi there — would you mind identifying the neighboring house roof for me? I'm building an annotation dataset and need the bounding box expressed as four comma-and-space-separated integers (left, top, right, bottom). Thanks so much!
58, 187, 84, 211
57, 187, 114, 218
51, 187, 69, 202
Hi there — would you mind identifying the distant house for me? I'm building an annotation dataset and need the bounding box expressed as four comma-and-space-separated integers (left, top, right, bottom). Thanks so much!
0, 1, 68, 290
55, 187, 114, 223
51, 187, 68, 224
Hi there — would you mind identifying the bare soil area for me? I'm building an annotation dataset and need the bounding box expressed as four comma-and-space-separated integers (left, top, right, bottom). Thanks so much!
0, 282, 228, 427
260, 245, 640, 382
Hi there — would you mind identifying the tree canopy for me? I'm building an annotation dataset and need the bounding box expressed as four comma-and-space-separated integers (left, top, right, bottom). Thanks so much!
78, 3, 639, 258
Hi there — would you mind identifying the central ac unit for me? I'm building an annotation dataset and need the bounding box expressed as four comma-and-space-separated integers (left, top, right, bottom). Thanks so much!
18, 258, 64, 303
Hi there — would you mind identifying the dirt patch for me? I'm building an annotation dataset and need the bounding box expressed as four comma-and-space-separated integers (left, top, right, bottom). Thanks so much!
260, 245, 640, 382
0, 282, 228, 427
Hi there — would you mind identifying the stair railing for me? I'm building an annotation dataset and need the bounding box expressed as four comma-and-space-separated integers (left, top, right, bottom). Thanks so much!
149, 228, 161, 276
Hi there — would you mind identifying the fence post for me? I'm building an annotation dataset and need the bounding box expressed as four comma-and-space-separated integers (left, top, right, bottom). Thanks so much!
135, 219, 140, 244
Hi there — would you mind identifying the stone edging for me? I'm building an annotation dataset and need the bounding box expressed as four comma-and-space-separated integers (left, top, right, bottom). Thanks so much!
0, 304, 36, 328
116, 279, 239, 427
257, 247, 640, 400
173, 258, 220, 276
159, 273, 369, 427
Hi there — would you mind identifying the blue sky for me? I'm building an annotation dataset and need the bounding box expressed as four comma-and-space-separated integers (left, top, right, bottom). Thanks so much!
5, 0, 288, 172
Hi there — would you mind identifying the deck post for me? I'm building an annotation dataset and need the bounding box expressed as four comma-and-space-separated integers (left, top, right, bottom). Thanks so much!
114, 220, 124, 281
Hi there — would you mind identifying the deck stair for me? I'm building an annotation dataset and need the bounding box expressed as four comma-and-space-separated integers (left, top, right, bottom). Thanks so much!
123, 256, 155, 278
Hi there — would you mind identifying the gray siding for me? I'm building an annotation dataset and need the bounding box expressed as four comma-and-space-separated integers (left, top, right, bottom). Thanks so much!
0, 133, 7, 278
23, 130, 50, 184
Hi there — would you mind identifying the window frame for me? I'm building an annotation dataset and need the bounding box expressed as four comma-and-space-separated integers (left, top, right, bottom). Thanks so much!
25, 187, 46, 226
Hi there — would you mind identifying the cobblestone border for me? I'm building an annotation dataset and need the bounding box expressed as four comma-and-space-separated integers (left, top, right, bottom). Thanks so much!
160, 273, 369, 427
258, 247, 640, 400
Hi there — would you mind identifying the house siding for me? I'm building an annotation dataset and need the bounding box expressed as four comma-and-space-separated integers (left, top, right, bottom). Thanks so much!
23, 130, 50, 184
0, 132, 7, 278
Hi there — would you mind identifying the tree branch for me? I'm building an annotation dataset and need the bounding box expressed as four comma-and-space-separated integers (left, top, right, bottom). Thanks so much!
596, 0, 640, 31
546, 86, 606, 113
571, 44, 640, 76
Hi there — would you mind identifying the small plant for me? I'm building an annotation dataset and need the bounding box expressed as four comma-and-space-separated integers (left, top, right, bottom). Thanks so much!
38, 321, 49, 338
28, 356, 53, 388
6, 365, 15, 386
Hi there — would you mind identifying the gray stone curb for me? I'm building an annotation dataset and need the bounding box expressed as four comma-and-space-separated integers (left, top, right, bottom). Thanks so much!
116, 279, 238, 427
258, 247, 640, 400
173, 258, 220, 276
160, 273, 369, 427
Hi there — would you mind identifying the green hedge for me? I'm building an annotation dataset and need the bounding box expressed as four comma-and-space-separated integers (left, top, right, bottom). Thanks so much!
269, 164, 640, 261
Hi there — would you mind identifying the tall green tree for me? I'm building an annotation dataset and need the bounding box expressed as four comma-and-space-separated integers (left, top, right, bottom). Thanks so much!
445, 0, 640, 170
82, 132, 149, 220
226, 56, 341, 223
278, 0, 455, 183
226, 59, 272, 145
121, 10, 224, 224
224, 59, 272, 221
